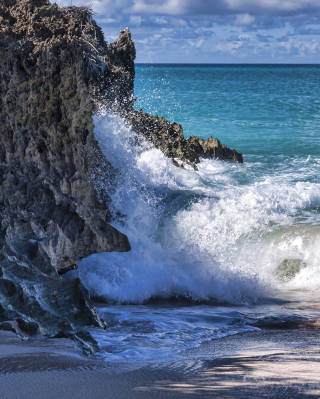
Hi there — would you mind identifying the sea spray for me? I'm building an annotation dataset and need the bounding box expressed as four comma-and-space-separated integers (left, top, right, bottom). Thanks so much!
73, 65, 320, 362
75, 111, 320, 306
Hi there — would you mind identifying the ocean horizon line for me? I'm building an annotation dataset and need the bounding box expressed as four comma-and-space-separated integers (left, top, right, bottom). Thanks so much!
135, 63, 320, 67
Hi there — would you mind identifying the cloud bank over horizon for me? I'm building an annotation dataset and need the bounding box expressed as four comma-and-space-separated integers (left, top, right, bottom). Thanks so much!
56, 0, 320, 63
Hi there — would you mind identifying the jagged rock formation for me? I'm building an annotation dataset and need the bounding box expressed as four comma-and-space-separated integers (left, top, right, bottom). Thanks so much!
0, 0, 132, 332
0, 0, 243, 334
127, 111, 243, 168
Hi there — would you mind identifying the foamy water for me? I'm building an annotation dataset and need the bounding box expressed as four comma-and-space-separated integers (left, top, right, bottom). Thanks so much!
78, 112, 320, 303
64, 109, 320, 362
67, 65, 320, 362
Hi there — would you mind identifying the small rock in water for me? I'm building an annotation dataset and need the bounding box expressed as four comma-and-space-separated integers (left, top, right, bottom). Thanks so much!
276, 259, 307, 282
16, 318, 40, 336
0, 321, 16, 333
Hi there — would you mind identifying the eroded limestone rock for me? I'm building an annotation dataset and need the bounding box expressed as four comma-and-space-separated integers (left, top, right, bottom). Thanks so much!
0, 0, 132, 332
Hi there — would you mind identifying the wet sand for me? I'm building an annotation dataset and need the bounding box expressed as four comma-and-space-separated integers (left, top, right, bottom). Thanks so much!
1, 328, 320, 398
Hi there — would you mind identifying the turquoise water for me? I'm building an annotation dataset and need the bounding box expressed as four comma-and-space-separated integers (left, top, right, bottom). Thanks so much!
76, 65, 320, 362
133, 64, 320, 221
134, 64, 320, 158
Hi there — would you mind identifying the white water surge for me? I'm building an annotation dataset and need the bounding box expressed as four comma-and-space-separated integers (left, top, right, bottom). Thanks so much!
70, 111, 320, 361
77, 112, 320, 303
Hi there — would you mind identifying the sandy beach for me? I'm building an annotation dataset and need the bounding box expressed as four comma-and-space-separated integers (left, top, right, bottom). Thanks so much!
1, 328, 320, 398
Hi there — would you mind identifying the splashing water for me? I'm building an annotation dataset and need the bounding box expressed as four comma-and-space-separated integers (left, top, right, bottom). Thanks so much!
72, 65, 320, 362
77, 111, 320, 305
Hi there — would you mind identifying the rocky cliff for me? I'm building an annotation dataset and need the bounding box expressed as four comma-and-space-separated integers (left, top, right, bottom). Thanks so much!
0, 0, 243, 336
0, 0, 132, 333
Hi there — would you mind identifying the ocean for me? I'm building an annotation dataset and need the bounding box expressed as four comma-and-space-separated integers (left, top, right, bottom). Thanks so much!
71, 64, 320, 362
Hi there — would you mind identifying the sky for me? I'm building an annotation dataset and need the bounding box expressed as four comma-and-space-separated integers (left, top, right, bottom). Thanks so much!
55, 0, 320, 63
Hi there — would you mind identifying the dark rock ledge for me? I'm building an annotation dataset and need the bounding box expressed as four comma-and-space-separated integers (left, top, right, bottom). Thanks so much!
0, 0, 243, 339
125, 110, 243, 168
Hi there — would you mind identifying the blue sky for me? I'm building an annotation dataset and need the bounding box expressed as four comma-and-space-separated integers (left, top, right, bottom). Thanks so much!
55, 0, 320, 63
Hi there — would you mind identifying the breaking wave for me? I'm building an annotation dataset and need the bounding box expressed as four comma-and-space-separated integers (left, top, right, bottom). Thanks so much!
74, 111, 320, 305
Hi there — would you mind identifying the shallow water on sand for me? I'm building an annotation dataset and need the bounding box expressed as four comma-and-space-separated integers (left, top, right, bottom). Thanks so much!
89, 298, 320, 362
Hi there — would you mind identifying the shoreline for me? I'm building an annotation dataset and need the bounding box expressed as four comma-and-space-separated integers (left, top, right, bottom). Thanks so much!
1, 328, 320, 398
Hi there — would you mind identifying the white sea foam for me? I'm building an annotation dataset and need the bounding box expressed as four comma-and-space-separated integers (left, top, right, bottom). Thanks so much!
74, 112, 320, 305
89, 304, 258, 362
70, 65, 320, 362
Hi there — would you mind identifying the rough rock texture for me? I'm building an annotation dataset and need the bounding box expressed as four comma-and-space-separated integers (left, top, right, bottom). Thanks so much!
0, 0, 132, 331
105, 28, 136, 107
127, 110, 243, 168
0, 0, 243, 333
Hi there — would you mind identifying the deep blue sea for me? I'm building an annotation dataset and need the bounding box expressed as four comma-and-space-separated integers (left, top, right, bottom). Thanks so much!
74, 65, 320, 362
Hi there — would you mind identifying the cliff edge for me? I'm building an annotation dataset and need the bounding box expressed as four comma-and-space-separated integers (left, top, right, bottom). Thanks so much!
0, 0, 132, 333
0, 0, 243, 335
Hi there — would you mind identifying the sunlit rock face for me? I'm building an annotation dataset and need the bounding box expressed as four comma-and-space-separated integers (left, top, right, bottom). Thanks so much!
0, 0, 133, 331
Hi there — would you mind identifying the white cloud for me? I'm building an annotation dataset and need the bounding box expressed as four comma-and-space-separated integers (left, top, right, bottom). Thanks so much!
238, 34, 250, 40
188, 38, 204, 48
215, 41, 244, 53
171, 18, 188, 27
234, 14, 255, 26
150, 16, 168, 25
152, 34, 162, 41
130, 0, 186, 15
130, 15, 143, 25
225, 0, 320, 13
196, 39, 204, 48
54, 0, 320, 63
97, 18, 120, 23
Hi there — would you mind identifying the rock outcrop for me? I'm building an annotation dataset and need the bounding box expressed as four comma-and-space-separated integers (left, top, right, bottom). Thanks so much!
0, 0, 132, 332
127, 111, 243, 168
0, 0, 243, 334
